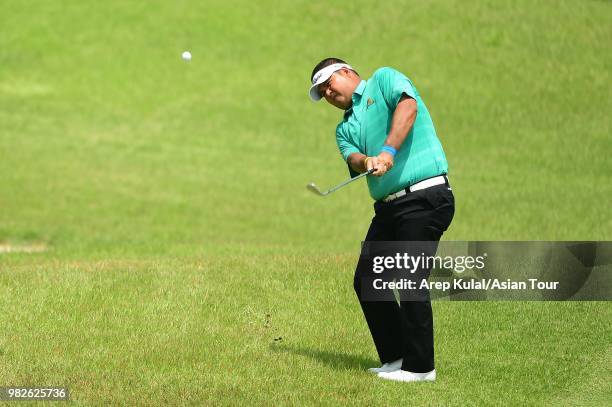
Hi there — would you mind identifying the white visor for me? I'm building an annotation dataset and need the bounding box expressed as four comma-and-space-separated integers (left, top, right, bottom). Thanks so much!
309, 63, 352, 101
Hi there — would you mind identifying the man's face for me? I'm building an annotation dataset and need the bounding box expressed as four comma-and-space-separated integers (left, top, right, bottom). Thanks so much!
317, 69, 358, 110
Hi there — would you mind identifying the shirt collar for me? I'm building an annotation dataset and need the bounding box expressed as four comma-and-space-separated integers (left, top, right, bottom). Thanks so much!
352, 80, 366, 101
344, 80, 367, 119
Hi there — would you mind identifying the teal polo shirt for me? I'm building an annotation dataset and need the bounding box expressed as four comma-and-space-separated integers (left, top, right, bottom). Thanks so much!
336, 67, 449, 201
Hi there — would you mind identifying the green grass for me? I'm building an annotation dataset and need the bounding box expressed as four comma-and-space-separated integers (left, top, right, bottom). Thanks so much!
1, 258, 610, 405
1, 0, 611, 404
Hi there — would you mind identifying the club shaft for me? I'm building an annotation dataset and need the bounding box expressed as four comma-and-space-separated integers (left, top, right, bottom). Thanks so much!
325, 168, 374, 194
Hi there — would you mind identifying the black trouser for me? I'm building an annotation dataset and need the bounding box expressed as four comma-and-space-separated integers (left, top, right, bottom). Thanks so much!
353, 182, 455, 373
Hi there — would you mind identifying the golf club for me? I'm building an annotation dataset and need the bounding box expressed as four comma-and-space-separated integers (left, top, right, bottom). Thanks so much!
307, 168, 375, 196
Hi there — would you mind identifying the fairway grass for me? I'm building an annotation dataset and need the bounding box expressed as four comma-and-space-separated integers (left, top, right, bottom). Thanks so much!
0, 256, 610, 405
1, 0, 611, 404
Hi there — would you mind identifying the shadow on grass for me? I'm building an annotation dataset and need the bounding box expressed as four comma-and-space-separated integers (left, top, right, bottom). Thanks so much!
270, 343, 377, 371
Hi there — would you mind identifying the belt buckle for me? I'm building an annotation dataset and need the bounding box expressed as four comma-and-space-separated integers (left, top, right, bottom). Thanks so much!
382, 192, 395, 203
384, 188, 406, 202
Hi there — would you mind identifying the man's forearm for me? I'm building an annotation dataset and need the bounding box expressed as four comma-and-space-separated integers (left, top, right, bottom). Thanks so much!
347, 152, 367, 173
384, 95, 417, 150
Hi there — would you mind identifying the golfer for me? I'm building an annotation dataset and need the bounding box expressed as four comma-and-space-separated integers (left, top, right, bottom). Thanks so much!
309, 58, 455, 382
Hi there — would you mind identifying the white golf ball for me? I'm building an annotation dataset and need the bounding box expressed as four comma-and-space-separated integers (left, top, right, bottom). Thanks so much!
182, 51, 192, 61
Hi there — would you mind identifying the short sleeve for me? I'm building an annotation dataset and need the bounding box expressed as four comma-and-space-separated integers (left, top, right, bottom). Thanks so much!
336, 124, 360, 162
374, 67, 416, 109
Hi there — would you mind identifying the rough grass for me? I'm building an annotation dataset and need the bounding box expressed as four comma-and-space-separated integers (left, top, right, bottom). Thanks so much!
1, 257, 610, 405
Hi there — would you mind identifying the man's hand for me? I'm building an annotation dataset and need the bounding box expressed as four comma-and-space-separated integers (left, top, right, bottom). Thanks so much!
347, 151, 393, 176
364, 155, 392, 177
377, 151, 394, 172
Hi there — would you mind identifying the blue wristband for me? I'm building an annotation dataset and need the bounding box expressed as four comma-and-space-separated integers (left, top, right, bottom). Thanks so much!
381, 145, 397, 157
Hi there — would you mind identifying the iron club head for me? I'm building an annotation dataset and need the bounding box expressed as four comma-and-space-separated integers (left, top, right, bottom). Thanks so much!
306, 182, 327, 196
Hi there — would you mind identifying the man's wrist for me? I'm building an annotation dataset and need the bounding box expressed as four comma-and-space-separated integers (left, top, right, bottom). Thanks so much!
363, 156, 371, 169
381, 145, 397, 157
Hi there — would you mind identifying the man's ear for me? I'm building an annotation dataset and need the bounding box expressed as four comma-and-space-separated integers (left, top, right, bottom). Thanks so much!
343, 68, 359, 80
339, 68, 351, 77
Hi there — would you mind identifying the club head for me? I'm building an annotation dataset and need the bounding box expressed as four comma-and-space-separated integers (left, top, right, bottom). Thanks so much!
306, 183, 327, 196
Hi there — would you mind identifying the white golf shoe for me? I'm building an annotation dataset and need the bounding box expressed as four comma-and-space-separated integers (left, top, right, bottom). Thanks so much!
378, 369, 436, 382
367, 358, 403, 374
